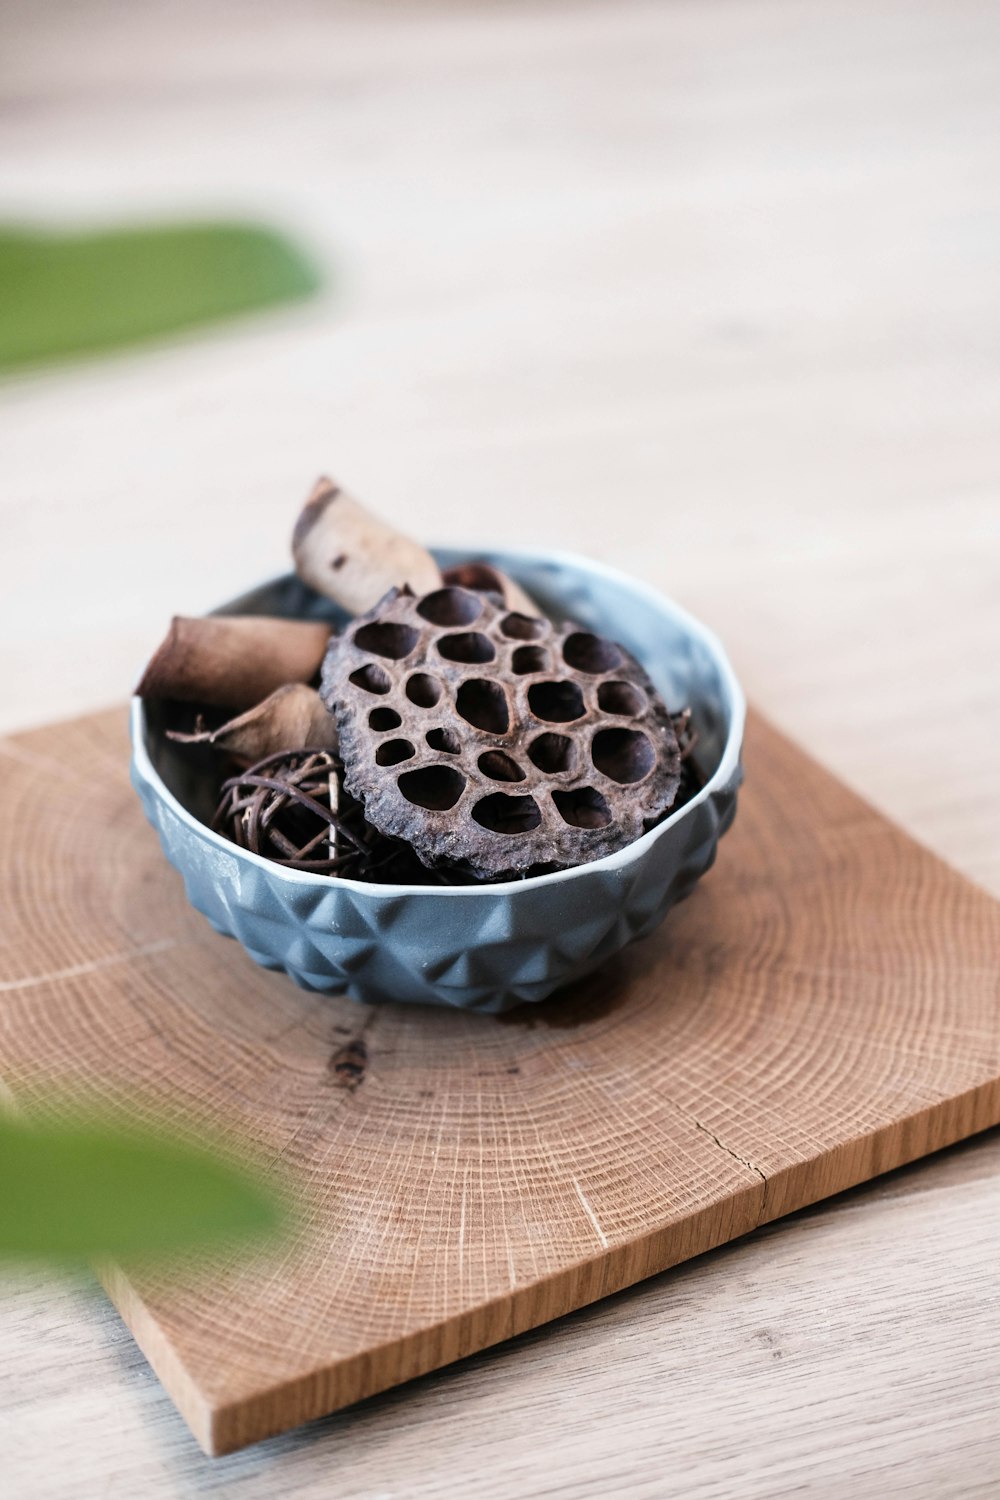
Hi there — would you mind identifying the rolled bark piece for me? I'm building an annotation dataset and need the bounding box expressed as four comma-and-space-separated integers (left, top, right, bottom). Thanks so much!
292, 476, 442, 614
136, 615, 332, 711
441, 561, 540, 617
167, 685, 338, 764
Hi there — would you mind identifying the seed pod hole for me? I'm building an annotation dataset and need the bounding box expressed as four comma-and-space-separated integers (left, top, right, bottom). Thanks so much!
350, 663, 391, 695
398, 765, 466, 811
426, 727, 461, 755
353, 621, 420, 660
552, 786, 612, 829
321, 583, 682, 878
528, 732, 574, 774
562, 631, 623, 674
592, 727, 655, 784
597, 680, 646, 717
478, 750, 525, 783
417, 587, 482, 627
406, 672, 442, 708
512, 645, 549, 675
436, 631, 496, 665
375, 738, 415, 767
456, 679, 509, 734
501, 612, 545, 641
441, 562, 505, 597
472, 793, 542, 835
369, 707, 402, 731
528, 680, 585, 723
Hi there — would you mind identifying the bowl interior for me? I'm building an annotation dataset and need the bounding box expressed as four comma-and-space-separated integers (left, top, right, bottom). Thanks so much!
141, 549, 741, 864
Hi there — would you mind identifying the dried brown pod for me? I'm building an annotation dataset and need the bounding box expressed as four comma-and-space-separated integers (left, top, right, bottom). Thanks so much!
320, 585, 681, 878
442, 561, 540, 617
167, 684, 337, 765
136, 615, 331, 711
292, 476, 442, 614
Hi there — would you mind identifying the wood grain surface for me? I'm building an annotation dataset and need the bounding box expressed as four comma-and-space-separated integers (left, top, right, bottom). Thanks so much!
1, 704, 998, 1455
2, 0, 999, 1493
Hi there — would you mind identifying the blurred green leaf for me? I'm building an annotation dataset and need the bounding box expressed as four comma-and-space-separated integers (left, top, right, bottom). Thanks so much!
0, 220, 321, 372
0, 1115, 283, 1261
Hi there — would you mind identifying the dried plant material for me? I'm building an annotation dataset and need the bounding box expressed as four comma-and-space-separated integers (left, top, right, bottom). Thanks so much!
321, 585, 681, 879
167, 685, 337, 764
671, 706, 699, 765
328, 764, 340, 864
212, 749, 461, 884
136, 615, 331, 711
442, 561, 540, 617
214, 750, 344, 873
292, 476, 442, 614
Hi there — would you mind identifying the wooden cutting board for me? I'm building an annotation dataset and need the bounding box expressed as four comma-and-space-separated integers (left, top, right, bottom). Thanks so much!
2, 706, 999, 1456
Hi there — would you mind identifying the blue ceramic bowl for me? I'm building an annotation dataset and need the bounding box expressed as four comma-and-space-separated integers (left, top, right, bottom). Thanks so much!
131, 550, 745, 1012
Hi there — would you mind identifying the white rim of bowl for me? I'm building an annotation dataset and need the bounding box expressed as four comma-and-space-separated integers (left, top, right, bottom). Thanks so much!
131, 548, 746, 900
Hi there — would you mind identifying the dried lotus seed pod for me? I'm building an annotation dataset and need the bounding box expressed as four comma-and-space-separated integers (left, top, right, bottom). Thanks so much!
320, 585, 681, 879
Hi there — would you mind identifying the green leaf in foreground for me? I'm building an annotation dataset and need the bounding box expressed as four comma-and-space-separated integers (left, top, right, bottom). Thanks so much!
0, 220, 321, 373
0, 1115, 283, 1262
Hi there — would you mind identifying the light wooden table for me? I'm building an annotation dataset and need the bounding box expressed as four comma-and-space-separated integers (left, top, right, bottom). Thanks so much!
1, 1, 998, 1494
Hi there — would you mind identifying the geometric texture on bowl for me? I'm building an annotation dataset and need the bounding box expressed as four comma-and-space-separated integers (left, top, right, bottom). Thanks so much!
132, 548, 745, 1011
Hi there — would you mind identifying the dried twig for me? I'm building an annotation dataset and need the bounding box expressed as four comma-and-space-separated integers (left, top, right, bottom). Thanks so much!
212, 749, 447, 883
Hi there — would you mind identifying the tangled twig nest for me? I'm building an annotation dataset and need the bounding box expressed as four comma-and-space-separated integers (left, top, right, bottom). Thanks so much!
211, 749, 469, 884
212, 750, 344, 873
